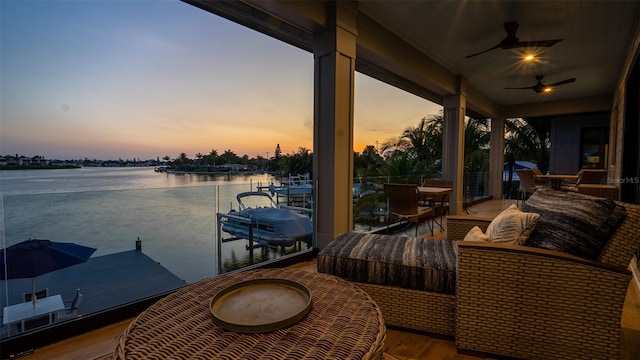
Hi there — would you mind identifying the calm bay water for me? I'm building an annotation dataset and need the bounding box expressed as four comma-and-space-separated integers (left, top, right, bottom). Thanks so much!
0, 167, 301, 283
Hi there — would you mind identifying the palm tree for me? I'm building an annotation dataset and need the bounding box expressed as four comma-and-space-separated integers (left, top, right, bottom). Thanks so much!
278, 147, 313, 177
504, 118, 550, 197
464, 117, 490, 171
380, 150, 428, 183
354, 145, 383, 177
379, 112, 490, 181
379, 113, 444, 178
402, 115, 442, 164
174, 153, 190, 170
222, 149, 236, 164
205, 149, 218, 167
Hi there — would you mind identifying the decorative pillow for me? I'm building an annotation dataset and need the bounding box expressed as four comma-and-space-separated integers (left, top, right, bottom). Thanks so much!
463, 226, 490, 242
485, 204, 540, 245
522, 188, 626, 259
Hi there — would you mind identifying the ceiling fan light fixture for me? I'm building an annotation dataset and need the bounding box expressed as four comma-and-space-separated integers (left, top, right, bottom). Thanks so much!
505, 75, 576, 93
465, 22, 564, 58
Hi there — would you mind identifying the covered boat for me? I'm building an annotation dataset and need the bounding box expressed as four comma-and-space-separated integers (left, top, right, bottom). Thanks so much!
268, 174, 313, 197
220, 191, 312, 247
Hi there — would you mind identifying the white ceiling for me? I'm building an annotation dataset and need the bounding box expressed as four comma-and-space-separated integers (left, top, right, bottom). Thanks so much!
186, 0, 640, 113
358, 0, 640, 107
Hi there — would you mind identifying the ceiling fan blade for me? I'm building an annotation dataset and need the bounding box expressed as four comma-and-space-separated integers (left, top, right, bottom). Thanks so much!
467, 21, 563, 58
504, 86, 536, 90
548, 78, 576, 87
505, 75, 575, 92
465, 44, 501, 58
502, 39, 564, 49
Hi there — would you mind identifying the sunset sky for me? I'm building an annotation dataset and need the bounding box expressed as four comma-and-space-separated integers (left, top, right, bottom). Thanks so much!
1, 0, 441, 161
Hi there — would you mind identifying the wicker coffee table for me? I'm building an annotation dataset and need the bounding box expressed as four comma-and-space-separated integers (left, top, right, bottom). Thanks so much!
114, 268, 386, 359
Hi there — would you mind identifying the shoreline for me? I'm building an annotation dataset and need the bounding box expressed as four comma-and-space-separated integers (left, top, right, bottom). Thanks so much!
0, 165, 81, 170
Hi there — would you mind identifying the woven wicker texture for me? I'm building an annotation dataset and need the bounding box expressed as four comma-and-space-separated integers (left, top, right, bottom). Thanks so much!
318, 232, 456, 335
456, 244, 630, 359
354, 282, 455, 336
114, 269, 385, 360
446, 216, 491, 240
599, 201, 640, 268
452, 199, 640, 359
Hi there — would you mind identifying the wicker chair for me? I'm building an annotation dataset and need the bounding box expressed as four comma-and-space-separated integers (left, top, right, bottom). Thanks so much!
576, 169, 608, 184
384, 183, 433, 236
449, 199, 640, 360
320, 192, 640, 359
562, 169, 607, 190
576, 184, 619, 200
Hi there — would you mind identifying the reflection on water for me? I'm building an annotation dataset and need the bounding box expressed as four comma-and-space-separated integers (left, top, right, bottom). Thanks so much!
0, 167, 315, 341
0, 168, 311, 283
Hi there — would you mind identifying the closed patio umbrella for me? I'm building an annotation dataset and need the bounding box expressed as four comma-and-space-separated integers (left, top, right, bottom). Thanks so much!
0, 239, 97, 307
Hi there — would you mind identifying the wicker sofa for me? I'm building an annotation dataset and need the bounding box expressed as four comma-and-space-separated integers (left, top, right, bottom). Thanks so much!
318, 189, 640, 360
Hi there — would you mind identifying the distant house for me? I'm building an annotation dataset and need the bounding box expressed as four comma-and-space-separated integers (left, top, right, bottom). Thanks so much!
222, 164, 250, 172
30, 156, 49, 166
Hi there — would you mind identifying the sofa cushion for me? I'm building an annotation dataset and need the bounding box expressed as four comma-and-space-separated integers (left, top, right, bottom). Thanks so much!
485, 204, 540, 244
464, 226, 490, 242
522, 188, 626, 259
317, 232, 457, 294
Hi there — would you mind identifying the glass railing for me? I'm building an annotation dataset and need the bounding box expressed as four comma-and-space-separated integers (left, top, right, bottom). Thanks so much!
352, 173, 491, 232
1, 169, 495, 340
352, 174, 430, 233
0, 170, 315, 340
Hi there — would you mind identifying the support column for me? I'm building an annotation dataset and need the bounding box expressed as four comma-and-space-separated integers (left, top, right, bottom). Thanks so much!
313, 2, 357, 249
442, 77, 467, 215
490, 116, 506, 199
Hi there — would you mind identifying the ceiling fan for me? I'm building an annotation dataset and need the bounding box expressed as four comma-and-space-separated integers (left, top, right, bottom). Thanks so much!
504, 75, 576, 93
465, 22, 563, 58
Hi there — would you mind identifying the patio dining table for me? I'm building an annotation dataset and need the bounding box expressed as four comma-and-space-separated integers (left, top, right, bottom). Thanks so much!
3, 295, 63, 332
534, 174, 579, 190
418, 186, 452, 232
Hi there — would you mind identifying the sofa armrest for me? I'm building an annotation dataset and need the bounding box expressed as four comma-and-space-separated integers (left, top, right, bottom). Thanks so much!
445, 215, 492, 240
455, 241, 631, 359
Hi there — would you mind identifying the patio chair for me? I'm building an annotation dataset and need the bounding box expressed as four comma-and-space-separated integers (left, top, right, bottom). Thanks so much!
576, 169, 607, 185
576, 184, 619, 200
451, 189, 640, 360
515, 169, 541, 206
384, 183, 433, 236
56, 288, 82, 320
22, 288, 49, 303
320, 188, 640, 359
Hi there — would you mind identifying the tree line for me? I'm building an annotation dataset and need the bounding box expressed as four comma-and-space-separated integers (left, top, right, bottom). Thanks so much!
165, 144, 312, 177
167, 111, 549, 189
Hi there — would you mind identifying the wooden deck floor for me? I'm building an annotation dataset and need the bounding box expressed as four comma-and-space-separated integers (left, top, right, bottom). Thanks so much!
14, 200, 640, 359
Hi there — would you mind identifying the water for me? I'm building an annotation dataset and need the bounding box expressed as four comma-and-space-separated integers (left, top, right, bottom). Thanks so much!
0, 167, 309, 283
